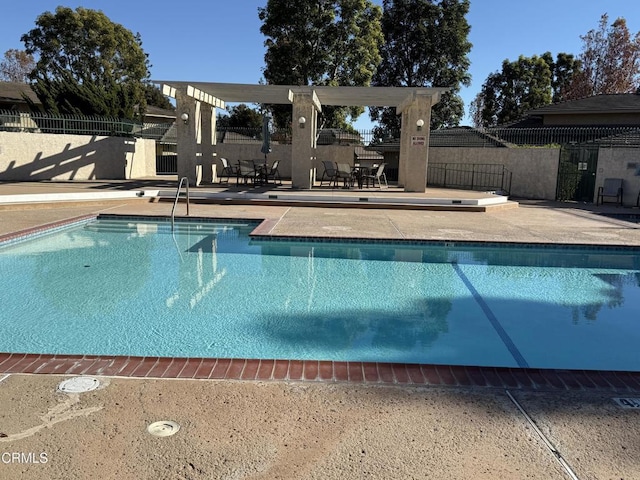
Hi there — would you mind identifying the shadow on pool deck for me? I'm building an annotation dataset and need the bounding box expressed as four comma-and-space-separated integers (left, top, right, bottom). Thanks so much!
1, 180, 640, 479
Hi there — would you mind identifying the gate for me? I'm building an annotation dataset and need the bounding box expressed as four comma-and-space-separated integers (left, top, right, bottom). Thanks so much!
555, 145, 599, 202
427, 163, 512, 195
156, 143, 177, 174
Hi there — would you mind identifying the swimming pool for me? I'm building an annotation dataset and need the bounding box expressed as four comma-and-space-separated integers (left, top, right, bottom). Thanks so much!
1, 215, 639, 371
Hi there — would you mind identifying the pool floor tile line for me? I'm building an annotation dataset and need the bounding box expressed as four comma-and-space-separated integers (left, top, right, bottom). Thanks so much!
450, 262, 529, 368
2, 353, 640, 392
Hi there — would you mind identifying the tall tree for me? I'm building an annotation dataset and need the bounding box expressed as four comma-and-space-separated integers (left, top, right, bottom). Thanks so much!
370, 0, 472, 132
565, 14, 640, 99
470, 52, 580, 127
0, 49, 35, 82
21, 6, 151, 118
217, 104, 263, 129
259, 0, 383, 129
144, 83, 174, 111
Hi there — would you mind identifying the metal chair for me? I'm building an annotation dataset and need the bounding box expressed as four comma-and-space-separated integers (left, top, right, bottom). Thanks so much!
363, 163, 388, 188
237, 160, 258, 185
596, 178, 623, 206
319, 160, 339, 186
335, 163, 354, 188
265, 160, 282, 185
218, 157, 237, 183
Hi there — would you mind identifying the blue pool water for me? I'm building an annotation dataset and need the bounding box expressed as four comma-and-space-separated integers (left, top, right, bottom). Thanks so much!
1, 216, 640, 371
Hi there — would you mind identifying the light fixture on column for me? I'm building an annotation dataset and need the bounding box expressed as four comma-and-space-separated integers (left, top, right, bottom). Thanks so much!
416, 119, 424, 131
180, 113, 189, 125
298, 116, 306, 128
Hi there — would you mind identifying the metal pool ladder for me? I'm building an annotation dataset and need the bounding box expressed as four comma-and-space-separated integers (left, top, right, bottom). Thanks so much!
171, 176, 190, 231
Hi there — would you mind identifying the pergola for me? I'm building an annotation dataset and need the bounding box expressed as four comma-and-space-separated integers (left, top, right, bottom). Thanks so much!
157, 81, 449, 192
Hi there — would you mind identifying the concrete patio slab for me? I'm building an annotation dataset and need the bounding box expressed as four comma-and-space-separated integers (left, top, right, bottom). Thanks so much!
0, 374, 571, 480
510, 390, 640, 480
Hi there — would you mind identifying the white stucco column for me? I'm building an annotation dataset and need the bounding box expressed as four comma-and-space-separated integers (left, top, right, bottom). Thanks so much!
200, 105, 216, 184
290, 92, 320, 189
175, 90, 199, 186
397, 94, 435, 193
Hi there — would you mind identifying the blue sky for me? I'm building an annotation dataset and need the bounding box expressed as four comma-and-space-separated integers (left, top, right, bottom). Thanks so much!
1, 1, 638, 127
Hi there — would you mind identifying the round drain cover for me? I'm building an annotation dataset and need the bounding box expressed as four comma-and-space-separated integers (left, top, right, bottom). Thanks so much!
147, 421, 180, 437
58, 376, 100, 394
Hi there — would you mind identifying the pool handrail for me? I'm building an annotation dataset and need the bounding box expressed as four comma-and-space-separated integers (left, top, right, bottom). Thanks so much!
171, 176, 190, 231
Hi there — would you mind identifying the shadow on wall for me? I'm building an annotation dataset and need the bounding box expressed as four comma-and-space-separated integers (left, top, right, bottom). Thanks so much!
0, 135, 136, 181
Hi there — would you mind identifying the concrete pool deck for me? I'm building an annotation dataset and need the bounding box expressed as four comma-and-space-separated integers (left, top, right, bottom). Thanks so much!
1, 180, 640, 479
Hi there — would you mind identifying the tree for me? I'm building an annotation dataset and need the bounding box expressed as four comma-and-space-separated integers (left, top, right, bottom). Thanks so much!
259, 0, 383, 129
217, 104, 263, 129
565, 14, 640, 99
370, 0, 472, 132
21, 6, 151, 118
144, 83, 174, 111
0, 49, 35, 82
470, 52, 580, 127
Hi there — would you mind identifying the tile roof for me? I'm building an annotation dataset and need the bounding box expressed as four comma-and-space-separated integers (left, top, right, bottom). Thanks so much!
527, 93, 640, 115
0, 81, 39, 104
366, 127, 508, 150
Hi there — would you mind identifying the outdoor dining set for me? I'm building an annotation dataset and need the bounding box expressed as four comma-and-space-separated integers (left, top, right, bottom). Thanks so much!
217, 158, 387, 189
319, 160, 388, 189
218, 158, 282, 186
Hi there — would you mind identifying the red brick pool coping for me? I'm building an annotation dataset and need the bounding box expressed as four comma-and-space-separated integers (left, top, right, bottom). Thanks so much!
1, 353, 639, 392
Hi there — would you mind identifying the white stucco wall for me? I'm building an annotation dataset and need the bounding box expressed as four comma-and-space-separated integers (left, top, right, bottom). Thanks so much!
595, 147, 640, 206
0, 132, 156, 180
428, 147, 560, 200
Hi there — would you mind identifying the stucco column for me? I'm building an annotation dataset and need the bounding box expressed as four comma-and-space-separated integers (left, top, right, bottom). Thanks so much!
200, 105, 216, 184
397, 94, 433, 193
176, 90, 199, 186
291, 93, 320, 189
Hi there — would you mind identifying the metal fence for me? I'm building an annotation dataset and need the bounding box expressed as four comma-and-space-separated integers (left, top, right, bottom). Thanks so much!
0, 110, 173, 140
482, 126, 640, 148
427, 163, 513, 194
3, 110, 640, 149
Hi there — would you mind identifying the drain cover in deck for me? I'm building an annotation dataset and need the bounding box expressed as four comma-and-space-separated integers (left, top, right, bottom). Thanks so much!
147, 421, 180, 437
57, 376, 100, 393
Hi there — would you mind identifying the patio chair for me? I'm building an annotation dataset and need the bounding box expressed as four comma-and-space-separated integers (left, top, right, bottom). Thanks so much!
237, 160, 259, 185
363, 163, 388, 188
265, 160, 282, 185
596, 178, 623, 206
335, 163, 354, 188
319, 161, 339, 186
218, 157, 237, 183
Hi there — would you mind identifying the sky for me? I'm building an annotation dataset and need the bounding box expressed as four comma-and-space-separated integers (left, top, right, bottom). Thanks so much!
1, 1, 639, 129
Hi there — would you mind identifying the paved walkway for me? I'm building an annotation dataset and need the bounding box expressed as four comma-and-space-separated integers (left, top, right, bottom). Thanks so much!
1, 181, 640, 479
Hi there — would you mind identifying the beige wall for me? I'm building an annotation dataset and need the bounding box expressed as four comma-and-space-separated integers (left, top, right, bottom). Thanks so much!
0, 132, 155, 181
3, 129, 639, 206
595, 147, 640, 206
429, 147, 560, 200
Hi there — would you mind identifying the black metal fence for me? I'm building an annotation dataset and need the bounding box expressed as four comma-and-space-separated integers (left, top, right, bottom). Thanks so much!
427, 163, 513, 194
3, 110, 640, 149
0, 110, 173, 139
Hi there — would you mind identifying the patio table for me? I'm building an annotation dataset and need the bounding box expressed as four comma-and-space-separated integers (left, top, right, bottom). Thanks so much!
351, 165, 370, 189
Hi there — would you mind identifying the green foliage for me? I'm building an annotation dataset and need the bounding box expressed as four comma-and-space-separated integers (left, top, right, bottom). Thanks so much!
144, 83, 174, 111
21, 6, 150, 118
259, 0, 383, 129
565, 14, 640, 99
217, 104, 263, 129
470, 53, 580, 127
0, 49, 35, 82
370, 0, 472, 131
